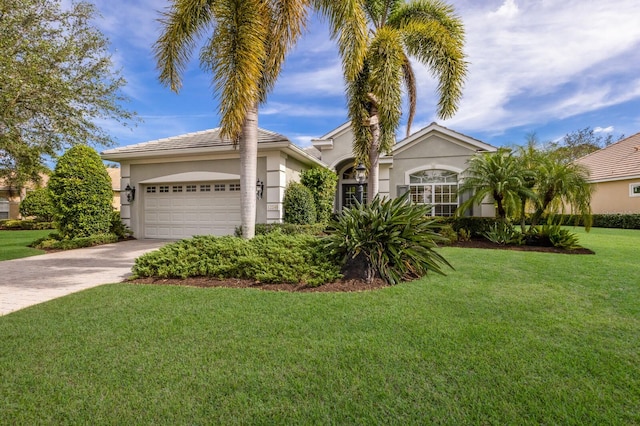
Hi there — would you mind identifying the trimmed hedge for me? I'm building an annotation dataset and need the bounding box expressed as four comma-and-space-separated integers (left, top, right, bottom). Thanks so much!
0, 219, 55, 230
132, 232, 341, 287
300, 167, 338, 224
556, 214, 640, 230
236, 223, 327, 237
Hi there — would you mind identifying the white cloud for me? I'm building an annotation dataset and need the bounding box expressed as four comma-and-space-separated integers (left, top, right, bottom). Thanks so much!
261, 102, 345, 118
594, 126, 614, 133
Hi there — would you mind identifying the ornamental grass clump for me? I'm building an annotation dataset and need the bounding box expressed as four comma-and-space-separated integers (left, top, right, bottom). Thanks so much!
325, 194, 452, 285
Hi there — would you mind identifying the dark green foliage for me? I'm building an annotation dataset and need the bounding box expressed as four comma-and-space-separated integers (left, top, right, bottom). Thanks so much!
283, 182, 317, 225
48, 146, 114, 239
325, 194, 452, 285
235, 223, 327, 237
443, 216, 497, 237
300, 168, 338, 224
19, 188, 55, 222
110, 211, 133, 239
525, 224, 582, 250
133, 232, 341, 287
556, 214, 640, 230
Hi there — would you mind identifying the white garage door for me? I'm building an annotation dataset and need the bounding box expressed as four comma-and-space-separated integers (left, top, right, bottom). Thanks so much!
143, 182, 241, 239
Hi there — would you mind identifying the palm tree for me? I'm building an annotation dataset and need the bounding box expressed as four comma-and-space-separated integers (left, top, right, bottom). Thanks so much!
348, 0, 467, 199
529, 157, 592, 229
456, 149, 534, 221
154, 0, 367, 238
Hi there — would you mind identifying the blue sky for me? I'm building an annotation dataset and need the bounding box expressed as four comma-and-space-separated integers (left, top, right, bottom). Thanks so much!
87, 0, 640, 150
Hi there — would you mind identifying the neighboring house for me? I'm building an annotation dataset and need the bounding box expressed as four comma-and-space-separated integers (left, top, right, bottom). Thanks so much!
0, 174, 49, 220
311, 122, 497, 216
0, 168, 121, 220
101, 128, 325, 239
575, 132, 640, 214
102, 123, 498, 240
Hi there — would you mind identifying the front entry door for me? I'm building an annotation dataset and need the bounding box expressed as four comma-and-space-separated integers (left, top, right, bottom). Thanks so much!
342, 184, 367, 209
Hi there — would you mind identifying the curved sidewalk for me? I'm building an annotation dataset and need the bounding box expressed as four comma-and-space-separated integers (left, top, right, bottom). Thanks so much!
0, 239, 169, 316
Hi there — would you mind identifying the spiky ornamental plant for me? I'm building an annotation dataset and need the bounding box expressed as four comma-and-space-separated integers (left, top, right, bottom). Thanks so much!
348, 0, 467, 200
325, 193, 451, 285
154, 0, 367, 238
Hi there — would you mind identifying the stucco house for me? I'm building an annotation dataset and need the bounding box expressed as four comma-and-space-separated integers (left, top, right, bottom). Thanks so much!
102, 122, 497, 240
102, 128, 325, 239
311, 122, 497, 216
575, 131, 640, 214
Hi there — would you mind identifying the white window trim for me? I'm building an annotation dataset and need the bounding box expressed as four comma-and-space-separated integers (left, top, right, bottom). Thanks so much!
630, 182, 640, 197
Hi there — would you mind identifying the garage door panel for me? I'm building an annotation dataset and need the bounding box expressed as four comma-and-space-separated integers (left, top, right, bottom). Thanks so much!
143, 182, 241, 239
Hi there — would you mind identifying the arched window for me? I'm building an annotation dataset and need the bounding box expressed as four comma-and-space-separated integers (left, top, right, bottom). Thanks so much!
0, 197, 9, 220
340, 165, 367, 209
408, 170, 458, 216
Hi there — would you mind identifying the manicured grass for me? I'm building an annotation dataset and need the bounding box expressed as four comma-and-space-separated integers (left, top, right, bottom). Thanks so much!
0, 229, 51, 261
1, 228, 638, 424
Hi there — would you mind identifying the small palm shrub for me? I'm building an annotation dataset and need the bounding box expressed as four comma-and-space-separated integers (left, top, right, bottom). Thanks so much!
325, 194, 451, 285
526, 223, 582, 249
283, 182, 317, 225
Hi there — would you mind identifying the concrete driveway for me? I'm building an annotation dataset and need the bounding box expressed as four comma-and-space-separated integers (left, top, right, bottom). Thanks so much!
0, 239, 170, 316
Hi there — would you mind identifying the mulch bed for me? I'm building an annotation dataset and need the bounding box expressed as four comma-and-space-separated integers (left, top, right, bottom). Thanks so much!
128, 239, 594, 293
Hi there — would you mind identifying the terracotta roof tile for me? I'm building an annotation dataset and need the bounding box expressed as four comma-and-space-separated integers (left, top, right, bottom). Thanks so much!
575, 132, 640, 181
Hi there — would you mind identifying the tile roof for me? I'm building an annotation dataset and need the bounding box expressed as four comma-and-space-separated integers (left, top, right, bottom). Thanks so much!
575, 131, 640, 181
102, 127, 289, 155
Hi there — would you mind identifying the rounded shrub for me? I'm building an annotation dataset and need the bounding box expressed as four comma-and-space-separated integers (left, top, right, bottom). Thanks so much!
283, 182, 317, 225
19, 187, 55, 222
48, 145, 114, 239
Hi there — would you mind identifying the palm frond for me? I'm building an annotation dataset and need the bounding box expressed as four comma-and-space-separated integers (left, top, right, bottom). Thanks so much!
400, 52, 417, 136
154, 0, 215, 92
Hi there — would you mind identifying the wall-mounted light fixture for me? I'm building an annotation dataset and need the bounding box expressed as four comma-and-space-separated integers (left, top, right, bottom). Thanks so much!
256, 179, 264, 200
124, 184, 135, 202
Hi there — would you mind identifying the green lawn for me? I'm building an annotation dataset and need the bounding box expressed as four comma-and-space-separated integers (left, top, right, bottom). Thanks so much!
0, 229, 51, 261
1, 228, 638, 424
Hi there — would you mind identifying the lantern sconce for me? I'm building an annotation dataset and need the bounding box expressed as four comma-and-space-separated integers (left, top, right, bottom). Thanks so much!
256, 179, 264, 200
125, 184, 135, 202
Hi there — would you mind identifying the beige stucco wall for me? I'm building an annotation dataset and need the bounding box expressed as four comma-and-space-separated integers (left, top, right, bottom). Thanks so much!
589, 180, 640, 214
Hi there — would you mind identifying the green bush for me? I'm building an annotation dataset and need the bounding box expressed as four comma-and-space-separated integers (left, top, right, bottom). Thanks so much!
0, 219, 54, 230
446, 216, 497, 237
19, 188, 55, 221
283, 182, 317, 225
32, 233, 118, 250
235, 223, 327, 237
133, 232, 341, 287
48, 146, 113, 239
526, 223, 582, 250
300, 167, 338, 224
556, 214, 640, 230
325, 194, 452, 285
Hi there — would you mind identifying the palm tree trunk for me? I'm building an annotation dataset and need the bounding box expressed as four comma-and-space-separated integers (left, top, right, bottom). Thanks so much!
240, 104, 258, 239
367, 109, 380, 200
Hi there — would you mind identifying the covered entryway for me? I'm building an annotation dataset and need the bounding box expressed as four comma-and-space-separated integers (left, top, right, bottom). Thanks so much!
139, 172, 242, 239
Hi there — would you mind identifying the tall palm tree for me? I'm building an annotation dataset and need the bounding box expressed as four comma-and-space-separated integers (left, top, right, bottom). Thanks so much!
529, 157, 592, 229
348, 0, 467, 199
456, 149, 534, 221
154, 0, 367, 238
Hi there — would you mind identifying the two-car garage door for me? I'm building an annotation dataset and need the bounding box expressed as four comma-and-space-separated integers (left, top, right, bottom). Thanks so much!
143, 182, 241, 239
